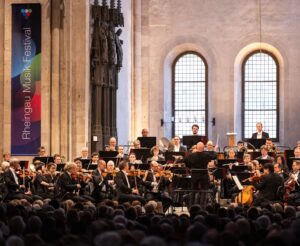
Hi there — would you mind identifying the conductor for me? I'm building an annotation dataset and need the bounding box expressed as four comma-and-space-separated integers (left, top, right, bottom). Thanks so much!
184, 142, 211, 207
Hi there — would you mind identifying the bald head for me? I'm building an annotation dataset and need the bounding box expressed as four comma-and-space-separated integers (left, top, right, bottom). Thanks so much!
196, 142, 205, 152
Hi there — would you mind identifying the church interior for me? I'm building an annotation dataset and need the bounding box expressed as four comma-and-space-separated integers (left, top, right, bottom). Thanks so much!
0, 0, 300, 245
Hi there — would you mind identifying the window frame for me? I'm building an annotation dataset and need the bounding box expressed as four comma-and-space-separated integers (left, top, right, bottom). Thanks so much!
241, 50, 280, 141
171, 51, 208, 138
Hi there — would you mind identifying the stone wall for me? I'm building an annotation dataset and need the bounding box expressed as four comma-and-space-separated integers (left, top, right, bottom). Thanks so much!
132, 0, 300, 147
0, 0, 90, 160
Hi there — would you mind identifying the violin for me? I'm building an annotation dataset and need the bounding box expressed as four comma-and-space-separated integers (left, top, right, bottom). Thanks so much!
154, 170, 173, 178
16, 169, 35, 178
101, 170, 118, 177
127, 170, 146, 176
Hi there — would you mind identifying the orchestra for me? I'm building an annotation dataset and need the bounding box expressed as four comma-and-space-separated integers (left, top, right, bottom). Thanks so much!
1, 123, 300, 210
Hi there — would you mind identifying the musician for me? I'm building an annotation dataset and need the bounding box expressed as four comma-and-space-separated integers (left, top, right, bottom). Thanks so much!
287, 160, 300, 206
266, 139, 278, 153
116, 145, 126, 158
274, 163, 288, 180
38, 146, 47, 157
205, 141, 218, 160
142, 161, 172, 212
251, 122, 269, 139
53, 154, 62, 165
257, 145, 274, 160
275, 155, 288, 172
92, 160, 111, 201
115, 160, 146, 204
106, 160, 118, 172
252, 163, 284, 206
128, 153, 142, 165
133, 140, 141, 149
3, 158, 32, 201
184, 142, 211, 207
168, 136, 187, 152
226, 148, 237, 160
192, 124, 199, 135
141, 128, 149, 137
44, 163, 59, 197
148, 145, 165, 162
243, 154, 252, 166
78, 147, 89, 160
237, 141, 246, 152
105, 137, 117, 151
91, 152, 100, 167
2, 152, 10, 162
56, 162, 82, 201
294, 147, 300, 158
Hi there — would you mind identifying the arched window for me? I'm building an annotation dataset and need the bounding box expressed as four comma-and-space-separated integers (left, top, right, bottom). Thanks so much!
172, 52, 208, 137
242, 50, 279, 140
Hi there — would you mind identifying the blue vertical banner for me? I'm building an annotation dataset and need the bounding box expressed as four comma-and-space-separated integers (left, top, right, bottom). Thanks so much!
11, 4, 41, 155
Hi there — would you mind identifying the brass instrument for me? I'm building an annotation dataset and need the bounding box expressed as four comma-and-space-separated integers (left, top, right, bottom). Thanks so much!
159, 137, 171, 152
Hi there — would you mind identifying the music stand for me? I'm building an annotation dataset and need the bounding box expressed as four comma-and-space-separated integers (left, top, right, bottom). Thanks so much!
81, 159, 92, 169
131, 148, 151, 163
129, 163, 150, 170
217, 159, 239, 167
102, 157, 123, 166
137, 137, 157, 148
32, 156, 54, 164
19, 161, 29, 169
250, 151, 261, 160
256, 159, 273, 166
56, 164, 65, 171
164, 151, 186, 162
99, 151, 118, 158
182, 135, 208, 150
247, 139, 266, 149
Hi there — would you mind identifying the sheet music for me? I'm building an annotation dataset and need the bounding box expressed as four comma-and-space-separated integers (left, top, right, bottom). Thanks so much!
232, 175, 243, 191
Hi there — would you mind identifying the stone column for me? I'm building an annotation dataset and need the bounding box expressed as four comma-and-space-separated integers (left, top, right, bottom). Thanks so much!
50, 0, 62, 155
0, 0, 4, 156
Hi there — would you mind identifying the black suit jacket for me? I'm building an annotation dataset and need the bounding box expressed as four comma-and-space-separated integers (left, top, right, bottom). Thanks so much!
57, 171, 78, 197
115, 171, 132, 195
184, 152, 211, 170
142, 171, 170, 192
252, 131, 269, 139
168, 145, 187, 152
254, 173, 284, 201
3, 169, 20, 193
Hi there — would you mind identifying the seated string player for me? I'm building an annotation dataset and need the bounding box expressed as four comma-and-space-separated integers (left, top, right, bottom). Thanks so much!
274, 162, 289, 181
115, 160, 145, 205
142, 161, 172, 213
92, 160, 112, 201
287, 160, 300, 206
251, 163, 284, 206
294, 147, 300, 158
4, 158, 33, 202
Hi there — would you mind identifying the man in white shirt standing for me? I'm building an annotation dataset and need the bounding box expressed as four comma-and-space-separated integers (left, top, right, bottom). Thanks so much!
251, 122, 269, 139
